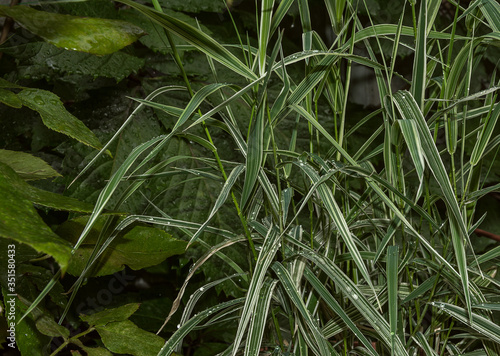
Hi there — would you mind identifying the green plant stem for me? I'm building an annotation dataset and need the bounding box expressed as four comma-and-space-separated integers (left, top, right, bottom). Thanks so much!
150, 0, 256, 260
49, 327, 95, 356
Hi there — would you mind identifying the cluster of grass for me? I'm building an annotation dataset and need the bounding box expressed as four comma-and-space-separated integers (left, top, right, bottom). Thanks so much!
24, 0, 500, 354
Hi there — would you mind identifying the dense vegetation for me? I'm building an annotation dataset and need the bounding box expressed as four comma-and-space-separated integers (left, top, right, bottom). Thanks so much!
1, 0, 500, 355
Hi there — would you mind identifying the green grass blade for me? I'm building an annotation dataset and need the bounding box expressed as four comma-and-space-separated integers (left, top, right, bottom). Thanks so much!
473, 303, 500, 311
427, 0, 442, 34
158, 298, 244, 356
70, 86, 184, 187
258, 0, 275, 76
402, 275, 438, 304
470, 100, 500, 166
298, 250, 409, 355
411, 0, 427, 110
473, 245, 500, 266
431, 302, 500, 344
392, 91, 467, 237
116, 0, 257, 80
270, 0, 294, 36
232, 225, 281, 355
414, 332, 439, 356
295, 161, 374, 292
387, 245, 399, 354
18, 269, 62, 323
188, 164, 245, 247
241, 103, 266, 209
73, 134, 167, 251
303, 268, 378, 356
478, 0, 500, 32
244, 278, 278, 356
393, 91, 472, 317
324, 0, 346, 35
272, 262, 335, 356
398, 119, 425, 183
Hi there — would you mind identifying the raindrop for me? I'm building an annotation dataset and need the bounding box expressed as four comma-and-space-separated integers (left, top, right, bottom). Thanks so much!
352, 294, 359, 300
177, 324, 181, 329
33, 96, 45, 105
200, 287, 205, 291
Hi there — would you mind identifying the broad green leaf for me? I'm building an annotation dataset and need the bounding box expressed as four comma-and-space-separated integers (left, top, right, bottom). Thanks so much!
0, 88, 22, 108
35, 314, 70, 338
158, 0, 226, 13
0, 160, 93, 212
1, 289, 50, 356
58, 217, 187, 276
0, 163, 72, 271
0, 149, 61, 180
1, 42, 145, 82
81, 346, 113, 356
0, 77, 23, 88
96, 320, 164, 356
0, 5, 145, 55
17, 88, 103, 150
81, 303, 140, 326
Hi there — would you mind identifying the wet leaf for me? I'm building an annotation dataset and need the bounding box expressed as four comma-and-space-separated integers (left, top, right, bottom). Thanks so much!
0, 77, 23, 88
35, 314, 70, 338
159, 0, 226, 13
0, 163, 72, 271
81, 303, 140, 326
58, 217, 187, 276
95, 320, 164, 356
0, 88, 22, 108
0, 149, 61, 180
17, 88, 103, 150
0, 160, 94, 212
0, 5, 145, 55
1, 288, 50, 356
1, 42, 145, 81
81, 346, 113, 356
